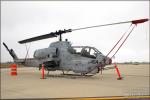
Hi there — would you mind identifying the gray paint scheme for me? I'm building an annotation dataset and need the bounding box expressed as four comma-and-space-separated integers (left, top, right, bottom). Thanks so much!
4, 41, 111, 75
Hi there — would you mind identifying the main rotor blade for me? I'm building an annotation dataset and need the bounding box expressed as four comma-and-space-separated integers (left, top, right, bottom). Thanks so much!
18, 18, 148, 44
72, 18, 149, 31
18, 29, 72, 44
18, 32, 56, 44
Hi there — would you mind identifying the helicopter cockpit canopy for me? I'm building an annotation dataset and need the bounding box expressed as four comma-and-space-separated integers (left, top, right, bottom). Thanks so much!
69, 46, 102, 59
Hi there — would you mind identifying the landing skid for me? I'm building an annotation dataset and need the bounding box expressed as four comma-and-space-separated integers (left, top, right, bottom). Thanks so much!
45, 71, 94, 79
60, 73, 94, 77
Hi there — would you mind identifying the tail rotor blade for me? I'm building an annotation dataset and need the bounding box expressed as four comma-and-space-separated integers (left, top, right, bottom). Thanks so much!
3, 42, 10, 52
3, 42, 18, 59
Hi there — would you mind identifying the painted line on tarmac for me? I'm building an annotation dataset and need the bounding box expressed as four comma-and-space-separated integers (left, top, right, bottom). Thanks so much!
61, 96, 150, 100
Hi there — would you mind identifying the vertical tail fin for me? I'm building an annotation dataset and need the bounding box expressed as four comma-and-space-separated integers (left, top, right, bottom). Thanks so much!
3, 42, 18, 60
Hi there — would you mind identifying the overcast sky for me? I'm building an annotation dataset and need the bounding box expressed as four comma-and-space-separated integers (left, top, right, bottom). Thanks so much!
1, 1, 149, 63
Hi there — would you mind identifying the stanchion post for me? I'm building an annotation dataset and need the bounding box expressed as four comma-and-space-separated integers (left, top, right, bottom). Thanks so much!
114, 63, 123, 80
41, 64, 46, 79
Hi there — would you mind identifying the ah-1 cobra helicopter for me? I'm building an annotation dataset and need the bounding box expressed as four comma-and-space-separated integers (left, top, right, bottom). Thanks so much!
3, 18, 149, 75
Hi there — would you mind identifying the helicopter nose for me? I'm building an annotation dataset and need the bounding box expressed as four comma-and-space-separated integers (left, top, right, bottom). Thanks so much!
105, 57, 112, 65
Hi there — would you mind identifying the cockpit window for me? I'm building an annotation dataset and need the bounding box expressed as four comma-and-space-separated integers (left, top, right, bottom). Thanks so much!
75, 48, 82, 54
69, 46, 102, 59
90, 49, 96, 56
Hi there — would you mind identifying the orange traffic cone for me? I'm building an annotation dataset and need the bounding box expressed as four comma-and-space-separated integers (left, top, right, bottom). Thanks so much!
10, 64, 17, 76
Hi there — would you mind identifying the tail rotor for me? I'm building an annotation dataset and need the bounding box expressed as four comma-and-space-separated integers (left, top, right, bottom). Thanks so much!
3, 42, 18, 60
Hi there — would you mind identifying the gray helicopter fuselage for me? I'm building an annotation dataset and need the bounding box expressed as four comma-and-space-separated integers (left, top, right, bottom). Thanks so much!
26, 41, 111, 75
6, 40, 111, 75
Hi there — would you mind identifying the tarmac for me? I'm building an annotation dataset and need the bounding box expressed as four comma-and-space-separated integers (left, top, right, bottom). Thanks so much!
1, 64, 149, 99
